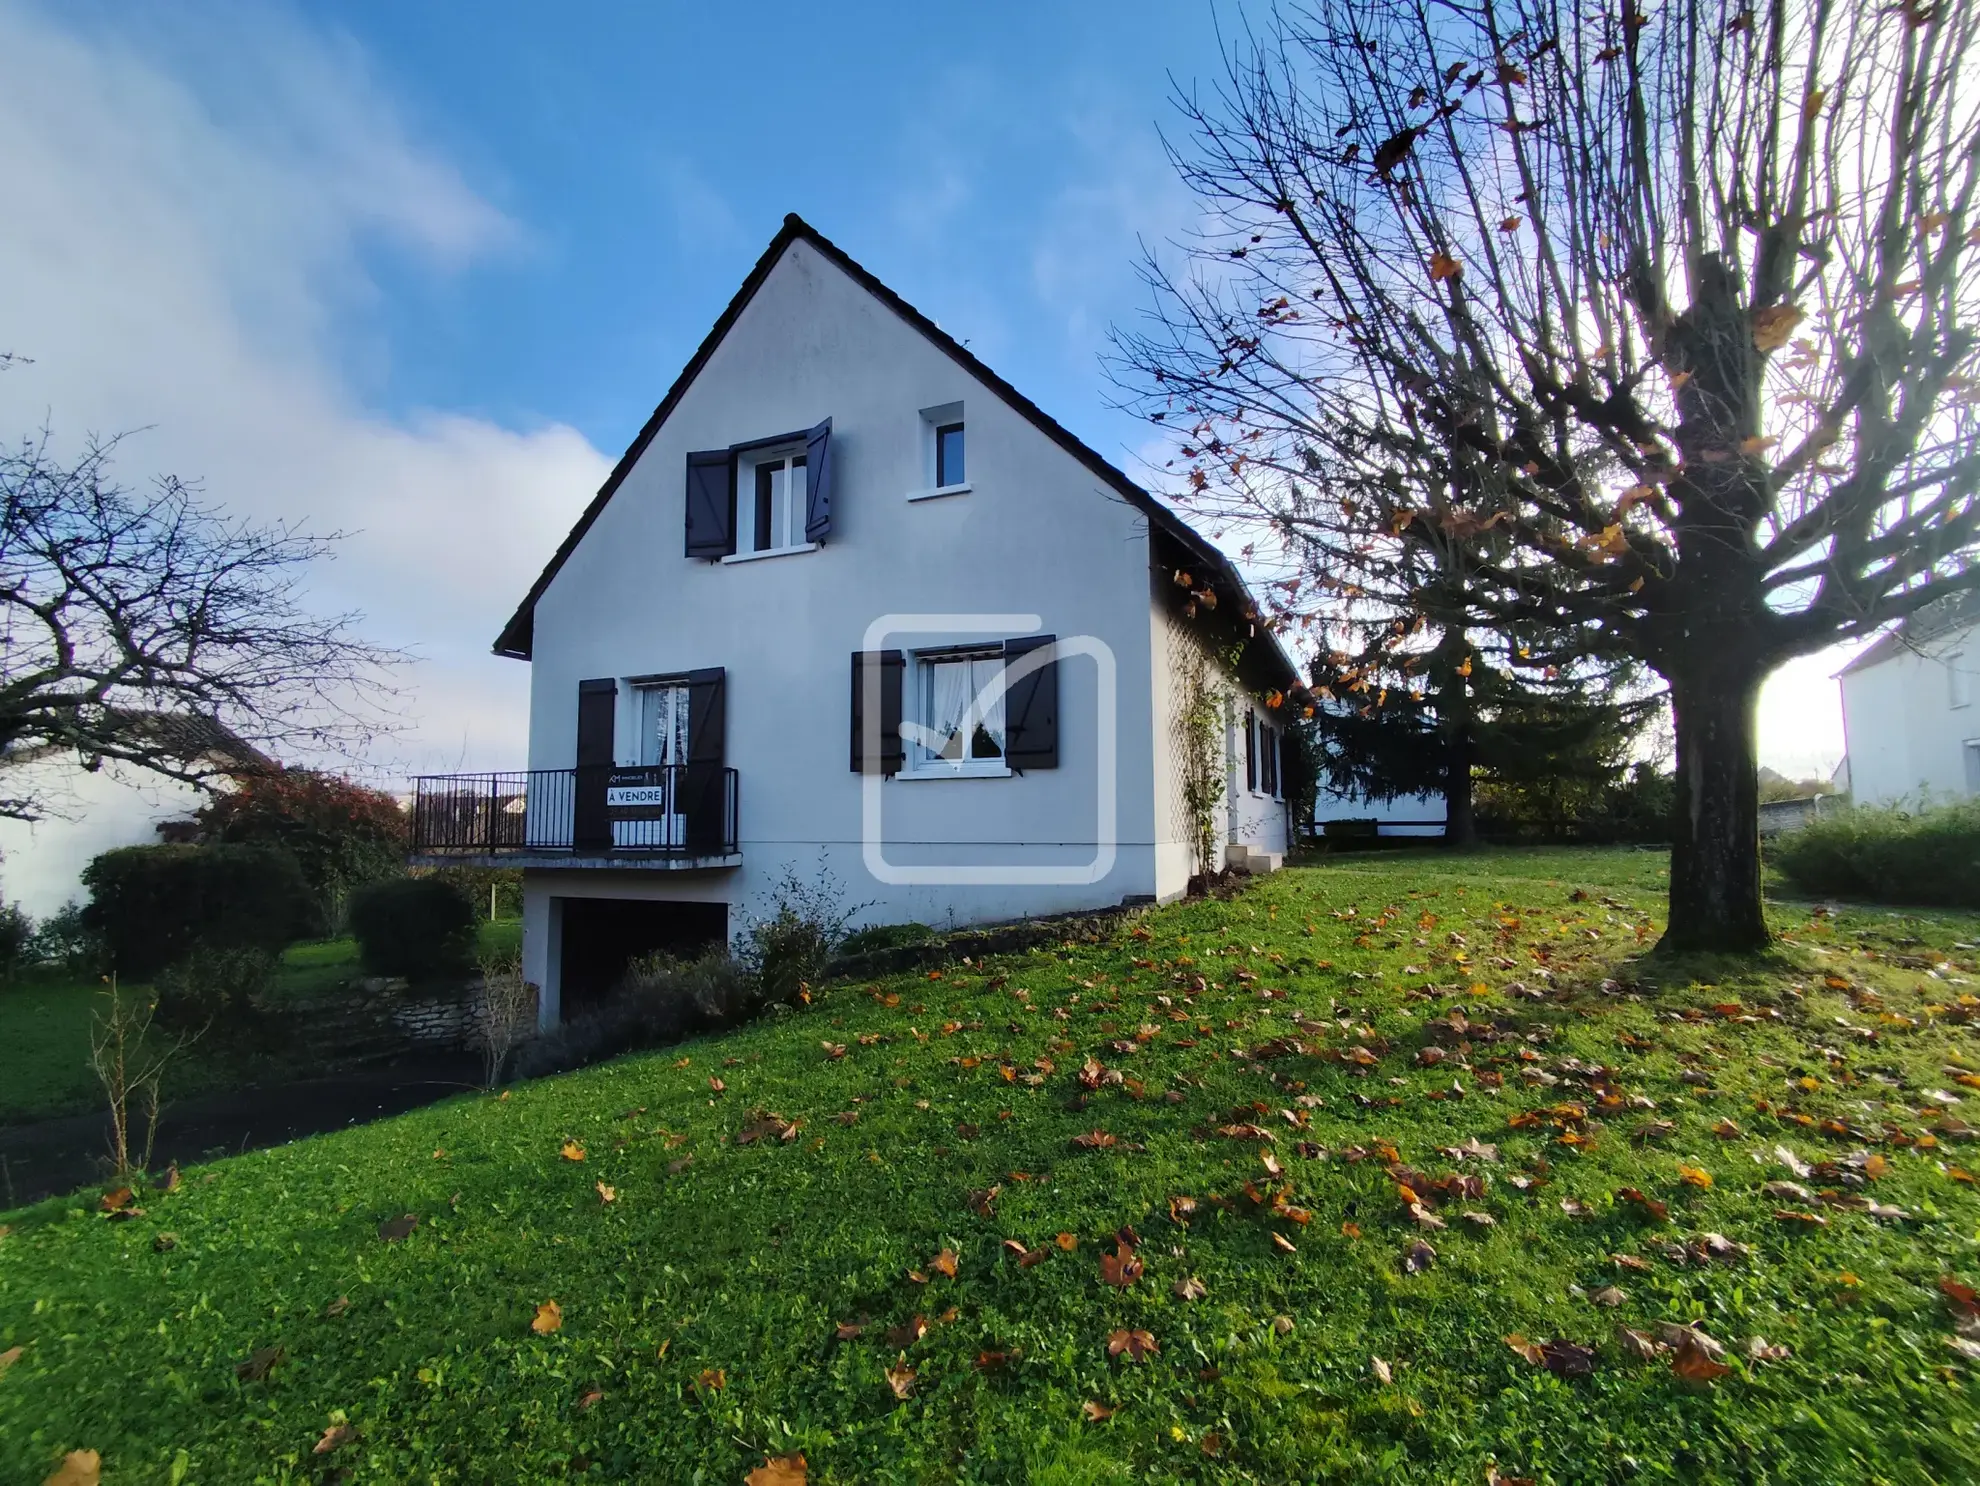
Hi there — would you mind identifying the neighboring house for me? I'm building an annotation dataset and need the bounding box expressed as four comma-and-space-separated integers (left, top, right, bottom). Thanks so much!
411, 215, 1300, 1022
1837, 590, 1980, 805
0, 713, 271, 918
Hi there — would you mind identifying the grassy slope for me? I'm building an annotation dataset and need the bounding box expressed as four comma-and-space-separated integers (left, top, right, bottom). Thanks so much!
0, 922, 524, 1124
2, 848, 1978, 1483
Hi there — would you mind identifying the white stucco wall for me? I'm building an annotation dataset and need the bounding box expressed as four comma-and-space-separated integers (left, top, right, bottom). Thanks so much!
520, 238, 1190, 1010
1840, 624, 1980, 804
0, 761, 207, 918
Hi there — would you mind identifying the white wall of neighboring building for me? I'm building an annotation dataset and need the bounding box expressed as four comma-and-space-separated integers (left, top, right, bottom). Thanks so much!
1313, 788, 1447, 838
1839, 622, 1980, 805
0, 761, 205, 918
519, 236, 1288, 1014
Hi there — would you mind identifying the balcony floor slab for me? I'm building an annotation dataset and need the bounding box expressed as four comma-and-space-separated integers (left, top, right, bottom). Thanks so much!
408, 851, 744, 872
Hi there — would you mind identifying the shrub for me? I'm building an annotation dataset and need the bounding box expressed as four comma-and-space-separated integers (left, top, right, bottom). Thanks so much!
197, 767, 408, 924
838, 921, 936, 957
512, 949, 757, 1079
81, 844, 317, 980
0, 902, 32, 982
1770, 798, 1980, 908
347, 876, 477, 980
737, 866, 858, 1006
153, 944, 277, 1034
29, 902, 102, 977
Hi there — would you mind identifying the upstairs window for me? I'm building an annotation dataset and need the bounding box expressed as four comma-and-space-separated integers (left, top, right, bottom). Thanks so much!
743, 447, 808, 554
936, 422, 965, 487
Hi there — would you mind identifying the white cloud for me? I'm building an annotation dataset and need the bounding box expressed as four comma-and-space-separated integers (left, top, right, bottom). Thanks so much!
0, 0, 610, 913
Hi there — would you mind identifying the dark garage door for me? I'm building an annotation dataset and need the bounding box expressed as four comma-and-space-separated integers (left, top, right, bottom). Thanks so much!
558, 897, 728, 1020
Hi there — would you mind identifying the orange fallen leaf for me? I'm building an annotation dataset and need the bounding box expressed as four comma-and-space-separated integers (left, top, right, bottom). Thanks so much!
708, 1077, 726, 1094
885, 1360, 917, 1399
559, 1141, 585, 1162
1055, 1232, 1079, 1251
41, 1450, 100, 1486
1082, 1400, 1115, 1421
1677, 1164, 1713, 1189
313, 1422, 355, 1455
1099, 1242, 1144, 1287
1107, 1328, 1159, 1362
531, 1300, 563, 1335
930, 1247, 959, 1278
0, 1346, 20, 1374
746, 1454, 808, 1486
595, 1181, 617, 1205
98, 1187, 132, 1214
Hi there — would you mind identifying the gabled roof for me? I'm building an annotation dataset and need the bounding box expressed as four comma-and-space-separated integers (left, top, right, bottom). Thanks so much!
1836, 588, 1980, 676
493, 213, 1299, 692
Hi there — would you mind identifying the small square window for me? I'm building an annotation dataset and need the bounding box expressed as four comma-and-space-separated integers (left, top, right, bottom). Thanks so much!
936, 422, 965, 488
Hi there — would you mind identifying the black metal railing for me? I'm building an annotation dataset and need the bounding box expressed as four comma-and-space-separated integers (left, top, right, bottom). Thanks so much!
410, 766, 739, 858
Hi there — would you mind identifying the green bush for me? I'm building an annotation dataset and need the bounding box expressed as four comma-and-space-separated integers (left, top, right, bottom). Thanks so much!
513, 949, 757, 1079
28, 902, 102, 977
838, 921, 935, 956
81, 844, 317, 980
737, 867, 857, 1006
1770, 798, 1980, 907
347, 876, 476, 980
153, 944, 277, 1034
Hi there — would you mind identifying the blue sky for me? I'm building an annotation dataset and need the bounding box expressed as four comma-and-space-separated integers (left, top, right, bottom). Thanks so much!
285, 0, 1224, 472
0, 0, 1847, 910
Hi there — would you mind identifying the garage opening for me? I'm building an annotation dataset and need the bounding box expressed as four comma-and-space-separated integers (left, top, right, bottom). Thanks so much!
557, 897, 728, 1021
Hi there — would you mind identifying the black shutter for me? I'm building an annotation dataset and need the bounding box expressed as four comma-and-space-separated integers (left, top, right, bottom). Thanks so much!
850, 650, 904, 774
804, 417, 834, 543
684, 449, 735, 559
682, 667, 727, 853
1267, 723, 1280, 795
1245, 708, 1258, 793
1003, 634, 1058, 771
574, 679, 616, 852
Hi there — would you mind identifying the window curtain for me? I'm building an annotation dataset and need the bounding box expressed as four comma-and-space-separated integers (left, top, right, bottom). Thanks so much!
925, 655, 1006, 762
929, 659, 974, 761
969, 656, 1007, 759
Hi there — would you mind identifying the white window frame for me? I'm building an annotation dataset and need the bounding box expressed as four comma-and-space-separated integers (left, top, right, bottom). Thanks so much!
907, 401, 970, 502
726, 443, 815, 560
900, 645, 1011, 780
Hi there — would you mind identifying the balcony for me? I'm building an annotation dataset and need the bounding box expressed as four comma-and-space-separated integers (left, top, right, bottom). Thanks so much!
408, 766, 740, 870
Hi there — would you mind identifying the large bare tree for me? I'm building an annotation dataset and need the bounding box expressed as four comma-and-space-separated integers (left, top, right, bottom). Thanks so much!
0, 416, 400, 819
1116, 0, 1980, 950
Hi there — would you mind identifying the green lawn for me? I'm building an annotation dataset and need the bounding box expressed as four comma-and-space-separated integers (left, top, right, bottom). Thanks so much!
2, 850, 1978, 1482
0, 922, 521, 1124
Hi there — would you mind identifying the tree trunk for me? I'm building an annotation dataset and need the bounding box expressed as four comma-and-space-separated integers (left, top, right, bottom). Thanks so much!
1662, 661, 1769, 953
1436, 655, 1477, 849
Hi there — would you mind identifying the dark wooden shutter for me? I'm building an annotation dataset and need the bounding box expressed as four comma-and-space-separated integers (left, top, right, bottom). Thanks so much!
574, 679, 616, 852
1244, 708, 1258, 793
684, 449, 735, 559
850, 650, 904, 774
803, 417, 834, 543
682, 667, 727, 853
1003, 634, 1058, 771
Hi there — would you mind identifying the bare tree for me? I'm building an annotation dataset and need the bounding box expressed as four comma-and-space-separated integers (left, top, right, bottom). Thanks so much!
1115, 0, 1980, 950
0, 425, 401, 818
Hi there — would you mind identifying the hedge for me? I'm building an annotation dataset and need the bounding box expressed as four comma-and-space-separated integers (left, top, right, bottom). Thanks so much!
1769, 798, 1980, 908
347, 876, 477, 980
81, 843, 318, 980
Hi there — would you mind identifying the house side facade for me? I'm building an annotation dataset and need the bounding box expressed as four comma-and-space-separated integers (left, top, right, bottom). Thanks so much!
1839, 610, 1980, 805
458, 221, 1297, 1022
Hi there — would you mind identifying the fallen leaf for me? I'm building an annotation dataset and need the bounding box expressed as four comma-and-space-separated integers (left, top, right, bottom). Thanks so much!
1082, 1400, 1115, 1421
1173, 1275, 1208, 1301
885, 1361, 917, 1398
595, 1181, 616, 1205
1099, 1243, 1144, 1287
1271, 1231, 1298, 1254
1677, 1164, 1713, 1189
155, 1164, 180, 1194
40, 1450, 100, 1486
708, 1077, 725, 1093
975, 1348, 1017, 1370
696, 1367, 726, 1392
0, 1346, 20, 1374
888, 1316, 928, 1347
324, 1296, 350, 1319
1107, 1328, 1160, 1362
1055, 1232, 1079, 1251
667, 1155, 693, 1175
745, 1454, 808, 1486
1401, 1239, 1437, 1274
1744, 1336, 1790, 1363
1590, 1286, 1627, 1308
559, 1141, 585, 1162
98, 1187, 132, 1214
1504, 1332, 1545, 1366
1616, 1325, 1662, 1361
1168, 1195, 1198, 1224
931, 1248, 959, 1278
1371, 1355, 1393, 1384
236, 1345, 286, 1382
834, 1321, 864, 1341
532, 1300, 563, 1335
314, 1423, 356, 1455
152, 1232, 177, 1253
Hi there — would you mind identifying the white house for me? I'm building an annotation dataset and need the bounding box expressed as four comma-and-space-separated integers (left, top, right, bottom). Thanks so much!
412, 215, 1300, 1022
1837, 591, 1980, 805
